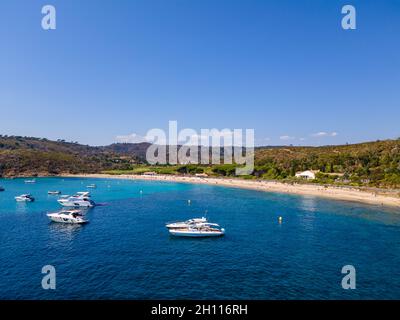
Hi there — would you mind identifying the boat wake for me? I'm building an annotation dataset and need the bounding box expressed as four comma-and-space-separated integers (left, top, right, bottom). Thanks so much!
94, 203, 108, 206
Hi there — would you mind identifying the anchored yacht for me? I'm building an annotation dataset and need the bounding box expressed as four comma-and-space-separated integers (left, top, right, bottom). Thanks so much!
48, 191, 61, 195
57, 193, 95, 207
15, 194, 35, 202
169, 223, 225, 237
47, 210, 88, 224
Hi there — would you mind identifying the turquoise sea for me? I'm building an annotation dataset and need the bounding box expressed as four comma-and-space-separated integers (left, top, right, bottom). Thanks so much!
0, 177, 400, 299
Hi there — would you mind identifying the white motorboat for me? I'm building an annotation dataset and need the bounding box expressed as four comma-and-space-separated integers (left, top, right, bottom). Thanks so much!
47, 210, 88, 224
15, 194, 35, 202
86, 184, 96, 188
57, 194, 95, 207
169, 223, 225, 237
24, 179, 36, 184
58, 192, 89, 199
48, 191, 61, 195
165, 217, 207, 229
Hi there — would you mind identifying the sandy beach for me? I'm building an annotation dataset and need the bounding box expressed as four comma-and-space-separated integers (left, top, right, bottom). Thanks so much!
61, 173, 400, 208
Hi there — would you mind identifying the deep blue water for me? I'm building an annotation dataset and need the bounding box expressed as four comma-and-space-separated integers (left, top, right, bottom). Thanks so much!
0, 177, 400, 299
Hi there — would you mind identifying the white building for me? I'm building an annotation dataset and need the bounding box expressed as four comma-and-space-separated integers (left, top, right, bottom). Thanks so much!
295, 170, 317, 180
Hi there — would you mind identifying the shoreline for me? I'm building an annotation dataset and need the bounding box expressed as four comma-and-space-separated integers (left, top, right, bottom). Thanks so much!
59, 173, 400, 208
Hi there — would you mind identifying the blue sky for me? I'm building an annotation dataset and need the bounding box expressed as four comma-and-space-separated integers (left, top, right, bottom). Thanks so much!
0, 0, 399, 146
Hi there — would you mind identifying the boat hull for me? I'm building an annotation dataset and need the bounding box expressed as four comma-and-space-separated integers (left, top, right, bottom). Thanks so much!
57, 200, 94, 207
15, 198, 34, 202
48, 216, 87, 224
169, 230, 224, 237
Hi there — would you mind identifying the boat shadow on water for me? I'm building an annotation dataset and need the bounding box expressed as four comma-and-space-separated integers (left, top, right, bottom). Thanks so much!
47, 223, 86, 242
167, 234, 227, 242
93, 203, 108, 207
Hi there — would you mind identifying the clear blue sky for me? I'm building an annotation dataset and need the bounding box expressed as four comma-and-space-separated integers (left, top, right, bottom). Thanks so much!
0, 0, 399, 146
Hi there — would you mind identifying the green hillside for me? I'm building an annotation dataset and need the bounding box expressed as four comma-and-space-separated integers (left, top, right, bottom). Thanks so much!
253, 139, 400, 187
1, 135, 400, 188
105, 139, 400, 188
0, 136, 143, 176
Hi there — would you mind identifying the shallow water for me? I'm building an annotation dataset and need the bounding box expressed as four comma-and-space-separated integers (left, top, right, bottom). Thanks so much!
0, 177, 399, 299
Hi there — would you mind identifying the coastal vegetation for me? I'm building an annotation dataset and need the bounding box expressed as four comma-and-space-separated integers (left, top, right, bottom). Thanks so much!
0, 135, 144, 176
1, 135, 400, 188
106, 139, 400, 188
253, 139, 400, 188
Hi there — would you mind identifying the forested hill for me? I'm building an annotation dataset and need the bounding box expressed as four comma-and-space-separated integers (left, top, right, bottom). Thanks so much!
1, 135, 400, 188
0, 136, 148, 176
253, 139, 400, 187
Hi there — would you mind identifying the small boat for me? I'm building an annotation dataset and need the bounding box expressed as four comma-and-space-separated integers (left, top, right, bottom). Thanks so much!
48, 191, 61, 195
15, 194, 35, 202
165, 217, 207, 229
57, 195, 95, 207
24, 179, 36, 184
47, 210, 88, 224
86, 184, 97, 189
169, 223, 225, 237
0, 186, 5, 192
